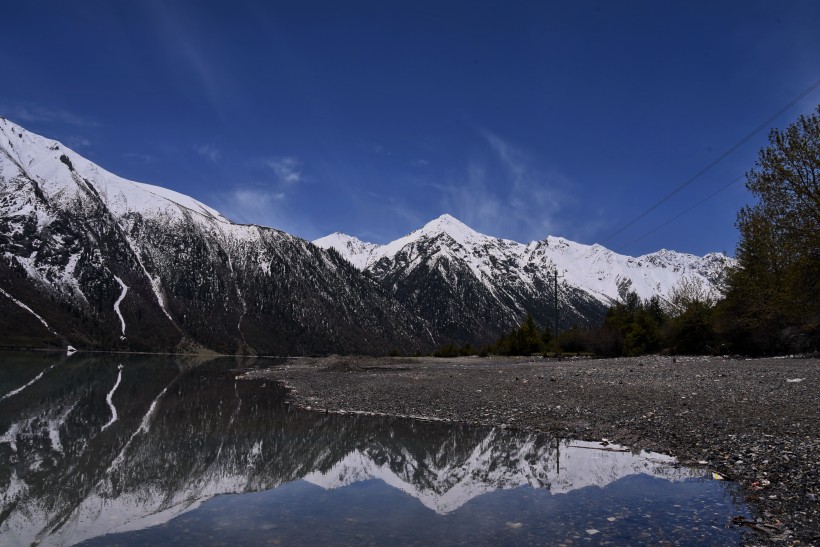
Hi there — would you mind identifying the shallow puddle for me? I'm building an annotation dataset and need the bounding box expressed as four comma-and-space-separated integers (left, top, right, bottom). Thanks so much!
0, 352, 750, 545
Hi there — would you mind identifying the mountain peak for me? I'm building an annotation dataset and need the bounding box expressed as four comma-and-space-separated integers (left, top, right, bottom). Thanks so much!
422, 213, 469, 230
313, 232, 381, 270
418, 214, 485, 245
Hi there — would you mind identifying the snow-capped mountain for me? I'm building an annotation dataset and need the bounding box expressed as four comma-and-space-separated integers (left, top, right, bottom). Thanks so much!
1, 117, 735, 352
317, 233, 382, 270
0, 356, 699, 544
0, 118, 433, 354
302, 431, 695, 515
315, 214, 734, 343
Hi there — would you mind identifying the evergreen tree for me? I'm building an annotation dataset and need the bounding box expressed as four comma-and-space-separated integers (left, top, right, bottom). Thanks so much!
495, 314, 548, 355
665, 278, 719, 354
667, 300, 717, 354
720, 106, 820, 354
603, 291, 665, 356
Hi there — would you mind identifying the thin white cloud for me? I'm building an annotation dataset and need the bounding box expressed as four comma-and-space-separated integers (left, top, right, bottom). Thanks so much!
357, 142, 386, 155
123, 152, 157, 163
434, 169, 504, 235
65, 136, 92, 149
0, 101, 99, 127
479, 129, 527, 182
194, 144, 221, 163
434, 129, 571, 242
268, 157, 302, 185
226, 188, 285, 211
146, 3, 226, 115
210, 156, 313, 237
213, 186, 316, 239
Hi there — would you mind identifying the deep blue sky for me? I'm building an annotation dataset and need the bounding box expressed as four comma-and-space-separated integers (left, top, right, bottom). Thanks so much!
2, 1, 818, 256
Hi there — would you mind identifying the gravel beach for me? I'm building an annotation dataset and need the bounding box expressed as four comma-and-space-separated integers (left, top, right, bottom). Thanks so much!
245, 355, 819, 545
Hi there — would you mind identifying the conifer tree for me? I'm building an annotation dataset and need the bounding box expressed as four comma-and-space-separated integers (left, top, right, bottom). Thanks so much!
720, 106, 820, 353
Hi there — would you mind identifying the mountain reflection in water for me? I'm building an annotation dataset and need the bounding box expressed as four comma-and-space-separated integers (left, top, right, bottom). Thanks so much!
0, 353, 748, 546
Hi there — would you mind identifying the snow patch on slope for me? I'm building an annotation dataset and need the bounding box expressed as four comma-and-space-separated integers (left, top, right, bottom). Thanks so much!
0, 363, 57, 402
313, 233, 382, 270
106, 377, 178, 475
112, 276, 128, 339
0, 287, 62, 339
101, 366, 124, 432
120, 233, 175, 324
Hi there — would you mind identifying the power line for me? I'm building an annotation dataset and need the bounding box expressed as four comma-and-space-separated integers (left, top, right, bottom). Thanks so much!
554, 176, 742, 306
546, 80, 820, 307
554, 174, 743, 273
554, 173, 740, 306
614, 173, 745, 253
600, 78, 820, 247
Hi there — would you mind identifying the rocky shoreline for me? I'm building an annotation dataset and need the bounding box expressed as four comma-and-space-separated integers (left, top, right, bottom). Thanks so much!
243, 355, 819, 545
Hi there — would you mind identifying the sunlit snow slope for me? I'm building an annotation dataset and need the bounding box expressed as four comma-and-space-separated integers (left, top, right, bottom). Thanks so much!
0, 118, 433, 354
315, 214, 733, 306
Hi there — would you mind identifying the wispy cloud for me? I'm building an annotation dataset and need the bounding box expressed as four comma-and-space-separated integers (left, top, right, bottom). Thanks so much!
0, 101, 99, 127
433, 167, 504, 234
211, 155, 314, 237
433, 129, 572, 242
268, 157, 302, 185
123, 152, 157, 163
194, 144, 221, 163
357, 142, 387, 155
144, 3, 230, 117
65, 136, 92, 149
212, 186, 316, 239
223, 187, 285, 212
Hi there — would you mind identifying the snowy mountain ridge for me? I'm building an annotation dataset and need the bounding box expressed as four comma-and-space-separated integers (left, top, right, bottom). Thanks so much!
314, 213, 734, 306
303, 432, 695, 515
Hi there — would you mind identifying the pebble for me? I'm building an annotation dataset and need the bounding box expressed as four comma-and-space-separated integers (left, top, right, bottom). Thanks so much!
256, 354, 820, 543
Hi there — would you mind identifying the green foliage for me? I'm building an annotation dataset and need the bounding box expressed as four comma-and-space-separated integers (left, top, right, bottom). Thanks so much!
495, 314, 551, 355
603, 291, 665, 356
666, 300, 718, 354
719, 106, 820, 354
432, 342, 476, 357
583, 107, 820, 357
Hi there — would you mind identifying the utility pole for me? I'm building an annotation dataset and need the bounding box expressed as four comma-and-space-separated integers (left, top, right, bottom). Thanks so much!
553, 269, 563, 353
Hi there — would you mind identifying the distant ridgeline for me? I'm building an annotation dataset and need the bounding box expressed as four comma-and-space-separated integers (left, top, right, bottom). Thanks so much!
0, 118, 733, 355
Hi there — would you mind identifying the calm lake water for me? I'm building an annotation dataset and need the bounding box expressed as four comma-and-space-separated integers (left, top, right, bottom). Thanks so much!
1, 352, 750, 546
